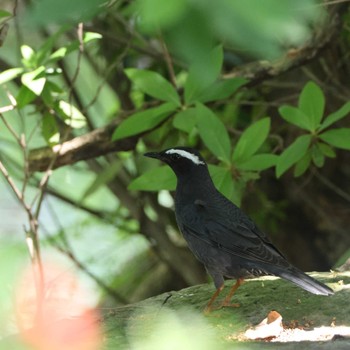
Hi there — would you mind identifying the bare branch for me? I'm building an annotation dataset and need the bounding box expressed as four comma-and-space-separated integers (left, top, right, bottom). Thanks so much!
224, 5, 342, 84
28, 118, 140, 171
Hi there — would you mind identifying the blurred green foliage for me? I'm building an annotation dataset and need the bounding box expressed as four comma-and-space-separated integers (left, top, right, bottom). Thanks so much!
0, 1, 349, 344
137, 0, 322, 61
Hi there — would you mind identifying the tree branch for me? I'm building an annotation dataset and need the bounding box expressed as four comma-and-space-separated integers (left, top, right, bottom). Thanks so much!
224, 3, 343, 83
28, 119, 138, 172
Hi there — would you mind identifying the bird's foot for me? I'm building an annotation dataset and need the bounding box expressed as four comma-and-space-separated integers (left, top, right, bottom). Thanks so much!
203, 304, 223, 315
221, 302, 240, 308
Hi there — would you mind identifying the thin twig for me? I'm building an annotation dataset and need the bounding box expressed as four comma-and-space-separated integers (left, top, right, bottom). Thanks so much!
0, 159, 27, 206
0, 93, 20, 142
312, 168, 350, 203
32, 23, 85, 220
69, 23, 84, 102
43, 199, 128, 304
159, 35, 177, 88
82, 44, 129, 115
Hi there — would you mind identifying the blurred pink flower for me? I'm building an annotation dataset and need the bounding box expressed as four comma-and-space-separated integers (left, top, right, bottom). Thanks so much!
15, 262, 102, 350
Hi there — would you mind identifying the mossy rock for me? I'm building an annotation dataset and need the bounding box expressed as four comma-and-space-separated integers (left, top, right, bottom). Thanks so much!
102, 272, 350, 349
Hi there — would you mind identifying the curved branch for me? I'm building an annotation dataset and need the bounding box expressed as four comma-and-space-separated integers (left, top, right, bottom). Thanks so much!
28, 120, 138, 172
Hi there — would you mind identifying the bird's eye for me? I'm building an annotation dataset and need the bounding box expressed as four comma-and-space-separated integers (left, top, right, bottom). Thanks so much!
171, 154, 181, 160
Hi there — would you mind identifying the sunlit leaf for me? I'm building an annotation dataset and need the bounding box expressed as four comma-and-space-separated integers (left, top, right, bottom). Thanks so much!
83, 31, 102, 42
298, 81, 325, 131
276, 134, 311, 177
319, 128, 350, 150
48, 47, 68, 63
58, 100, 87, 128
233, 117, 270, 163
0, 67, 24, 85
196, 103, 231, 163
21, 45, 35, 62
112, 102, 177, 141
125, 68, 180, 105
21, 66, 46, 95
128, 166, 176, 191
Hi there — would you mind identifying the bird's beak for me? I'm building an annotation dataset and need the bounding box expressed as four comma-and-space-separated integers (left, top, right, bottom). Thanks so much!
144, 152, 162, 160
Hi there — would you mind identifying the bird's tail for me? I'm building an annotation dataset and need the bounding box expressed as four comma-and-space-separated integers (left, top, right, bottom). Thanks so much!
277, 267, 333, 296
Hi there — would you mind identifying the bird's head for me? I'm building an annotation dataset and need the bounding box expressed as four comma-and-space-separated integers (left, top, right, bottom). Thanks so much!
144, 147, 207, 177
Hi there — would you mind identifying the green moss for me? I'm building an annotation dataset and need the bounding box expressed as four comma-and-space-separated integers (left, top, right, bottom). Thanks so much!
102, 272, 350, 349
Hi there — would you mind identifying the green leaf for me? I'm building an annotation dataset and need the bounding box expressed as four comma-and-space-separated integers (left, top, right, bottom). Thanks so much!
319, 101, 350, 131
48, 47, 68, 63
125, 68, 180, 105
21, 45, 35, 62
83, 31, 102, 43
112, 102, 177, 141
42, 112, 59, 146
195, 103, 231, 163
276, 134, 311, 178
319, 128, 350, 150
26, 0, 103, 26
318, 142, 336, 158
237, 154, 278, 171
209, 164, 234, 199
21, 66, 46, 95
16, 86, 37, 108
35, 26, 70, 65
184, 45, 223, 104
0, 10, 12, 18
198, 78, 247, 103
209, 165, 245, 205
40, 31, 99, 64
311, 143, 325, 168
138, 0, 187, 31
233, 117, 270, 163
58, 100, 86, 128
278, 105, 310, 131
298, 81, 325, 131
128, 166, 176, 191
293, 151, 311, 177
0, 67, 24, 85
173, 109, 196, 133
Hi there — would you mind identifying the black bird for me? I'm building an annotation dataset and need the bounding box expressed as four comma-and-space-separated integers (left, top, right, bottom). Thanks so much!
144, 147, 333, 312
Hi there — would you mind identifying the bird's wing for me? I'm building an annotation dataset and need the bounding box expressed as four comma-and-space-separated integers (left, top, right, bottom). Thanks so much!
180, 198, 288, 267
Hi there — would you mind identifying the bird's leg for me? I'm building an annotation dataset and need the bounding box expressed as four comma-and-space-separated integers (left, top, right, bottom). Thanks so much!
203, 284, 225, 314
220, 278, 244, 308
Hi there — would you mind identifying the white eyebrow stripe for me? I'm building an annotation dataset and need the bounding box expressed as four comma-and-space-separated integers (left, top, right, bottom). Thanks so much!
165, 149, 205, 165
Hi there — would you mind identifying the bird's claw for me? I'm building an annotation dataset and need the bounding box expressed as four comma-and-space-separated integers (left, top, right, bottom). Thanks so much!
203, 302, 240, 315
